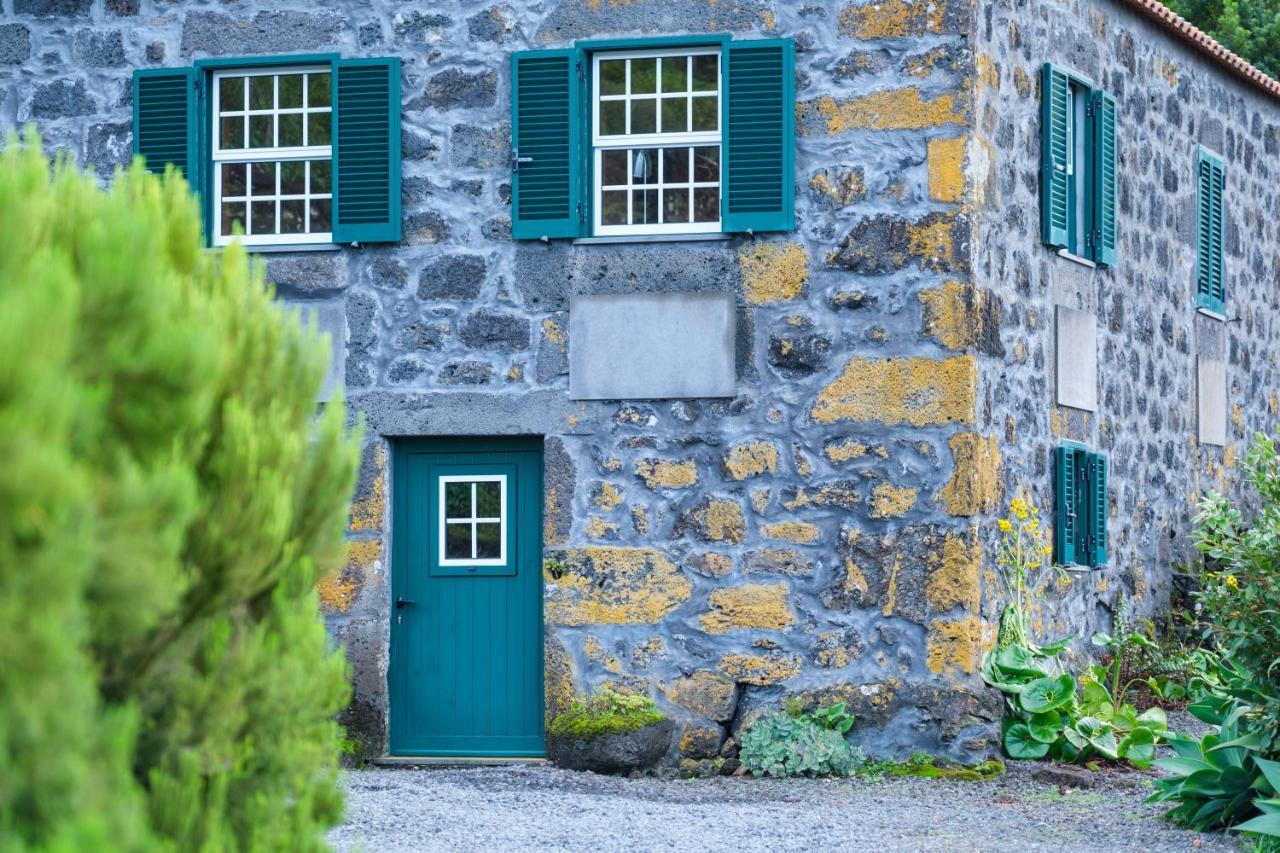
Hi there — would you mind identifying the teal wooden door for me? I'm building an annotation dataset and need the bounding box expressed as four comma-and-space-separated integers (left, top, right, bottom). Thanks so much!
390, 437, 544, 757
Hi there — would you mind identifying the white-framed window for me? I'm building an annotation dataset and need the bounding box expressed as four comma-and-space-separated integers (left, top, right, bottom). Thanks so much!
212, 66, 334, 247
438, 475, 507, 567
591, 48, 722, 236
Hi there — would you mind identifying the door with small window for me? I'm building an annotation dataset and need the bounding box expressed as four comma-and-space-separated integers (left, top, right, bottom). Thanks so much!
390, 437, 544, 758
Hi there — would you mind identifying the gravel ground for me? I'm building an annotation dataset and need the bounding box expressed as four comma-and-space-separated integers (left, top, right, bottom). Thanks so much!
329, 758, 1237, 853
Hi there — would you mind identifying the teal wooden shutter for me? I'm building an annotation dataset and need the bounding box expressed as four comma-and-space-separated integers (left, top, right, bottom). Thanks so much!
333, 57, 401, 244
1092, 90, 1117, 267
132, 68, 197, 182
1196, 149, 1225, 314
722, 38, 795, 234
1041, 63, 1070, 248
1054, 444, 1078, 566
1088, 453, 1108, 567
511, 49, 582, 240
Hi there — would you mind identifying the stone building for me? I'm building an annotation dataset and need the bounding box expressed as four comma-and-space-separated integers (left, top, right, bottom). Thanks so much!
4, 0, 1278, 766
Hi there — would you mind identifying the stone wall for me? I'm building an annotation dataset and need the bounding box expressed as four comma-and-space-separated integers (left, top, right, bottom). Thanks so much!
971, 0, 1280, 648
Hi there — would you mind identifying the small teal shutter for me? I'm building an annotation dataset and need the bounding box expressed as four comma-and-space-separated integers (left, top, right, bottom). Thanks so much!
511, 49, 582, 240
132, 68, 197, 182
1041, 63, 1070, 249
333, 57, 401, 243
1196, 149, 1225, 314
1088, 453, 1108, 567
1054, 444, 1078, 566
1093, 90, 1117, 267
722, 38, 795, 234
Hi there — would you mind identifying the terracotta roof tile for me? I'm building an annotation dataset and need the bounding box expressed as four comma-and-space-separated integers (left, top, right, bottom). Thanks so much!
1115, 0, 1280, 99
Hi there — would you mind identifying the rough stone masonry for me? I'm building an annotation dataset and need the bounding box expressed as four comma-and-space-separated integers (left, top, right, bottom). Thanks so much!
5, 0, 1278, 768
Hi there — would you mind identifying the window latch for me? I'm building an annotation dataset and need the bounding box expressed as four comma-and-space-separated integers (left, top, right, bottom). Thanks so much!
512, 148, 534, 173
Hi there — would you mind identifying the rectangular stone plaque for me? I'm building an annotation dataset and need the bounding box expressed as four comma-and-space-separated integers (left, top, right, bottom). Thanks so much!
569, 292, 736, 401
1198, 357, 1227, 447
1056, 305, 1098, 412
284, 300, 345, 403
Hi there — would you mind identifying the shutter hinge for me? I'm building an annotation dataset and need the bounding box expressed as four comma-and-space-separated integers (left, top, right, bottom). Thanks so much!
577, 201, 585, 224
576, 60, 585, 82
193, 76, 204, 96
511, 147, 534, 173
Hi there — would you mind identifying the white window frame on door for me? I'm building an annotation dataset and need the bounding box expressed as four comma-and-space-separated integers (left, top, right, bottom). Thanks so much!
438, 474, 507, 567
210, 65, 334, 247
591, 47, 723, 237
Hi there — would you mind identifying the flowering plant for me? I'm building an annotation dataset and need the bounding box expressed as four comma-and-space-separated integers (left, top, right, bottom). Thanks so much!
991, 495, 1065, 650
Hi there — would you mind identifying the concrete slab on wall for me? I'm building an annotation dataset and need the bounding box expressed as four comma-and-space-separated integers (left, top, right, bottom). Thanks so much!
284, 300, 345, 403
1198, 357, 1227, 446
1056, 305, 1097, 412
569, 292, 736, 400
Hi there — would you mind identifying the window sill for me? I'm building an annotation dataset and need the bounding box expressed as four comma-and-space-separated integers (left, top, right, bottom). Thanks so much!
1196, 306, 1227, 322
1056, 249, 1097, 269
573, 232, 730, 246
208, 242, 343, 254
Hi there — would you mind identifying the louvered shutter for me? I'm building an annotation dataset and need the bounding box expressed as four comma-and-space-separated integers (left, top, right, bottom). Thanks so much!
1088, 453, 1108, 567
511, 49, 582, 240
132, 68, 197, 183
1093, 90, 1117, 267
1041, 63, 1070, 249
333, 58, 401, 244
1196, 149, 1225, 314
1054, 445, 1079, 566
722, 38, 795, 234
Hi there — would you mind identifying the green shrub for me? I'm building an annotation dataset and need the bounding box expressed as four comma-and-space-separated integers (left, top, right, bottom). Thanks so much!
0, 133, 359, 850
549, 689, 665, 739
739, 703, 862, 778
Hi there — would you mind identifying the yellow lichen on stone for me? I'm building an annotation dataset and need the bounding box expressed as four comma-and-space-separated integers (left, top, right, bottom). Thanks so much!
1232, 403, 1244, 432
1224, 443, 1239, 470
809, 169, 866, 205
349, 446, 386, 532
759, 8, 776, 29
937, 433, 1002, 516
926, 616, 984, 674
700, 583, 796, 634
793, 445, 814, 477
841, 553, 870, 597
824, 438, 871, 462
595, 482, 623, 511
926, 530, 981, 613
800, 89, 966, 135
635, 458, 699, 489
906, 215, 957, 270
918, 281, 999, 351
837, 0, 944, 38
751, 488, 770, 513
760, 520, 821, 544
723, 441, 780, 480
738, 242, 809, 304
815, 630, 863, 668
542, 317, 567, 346
631, 504, 650, 535
869, 483, 917, 518
1158, 57, 1179, 87
544, 635, 576, 721
782, 482, 860, 511
1271, 391, 1279, 415
927, 137, 967, 202
545, 547, 693, 626
585, 516, 618, 539
812, 355, 977, 426
718, 652, 802, 686
583, 635, 622, 673
690, 499, 747, 543
975, 53, 999, 90
317, 538, 382, 614
881, 555, 901, 615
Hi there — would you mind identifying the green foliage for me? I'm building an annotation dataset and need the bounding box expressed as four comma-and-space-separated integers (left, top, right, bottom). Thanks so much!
877, 752, 1004, 782
548, 689, 665, 740
0, 132, 360, 850
739, 704, 863, 778
1167, 0, 1280, 80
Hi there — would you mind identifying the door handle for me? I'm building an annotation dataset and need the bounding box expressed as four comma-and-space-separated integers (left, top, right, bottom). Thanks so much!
396, 597, 417, 609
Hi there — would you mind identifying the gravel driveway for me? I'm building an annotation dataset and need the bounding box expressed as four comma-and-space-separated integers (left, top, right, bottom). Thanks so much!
329, 761, 1237, 853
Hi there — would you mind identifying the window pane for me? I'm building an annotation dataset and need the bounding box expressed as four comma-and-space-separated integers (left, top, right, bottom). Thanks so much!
251, 162, 275, 196
249, 75, 274, 110
475, 523, 501, 559
220, 116, 244, 150
601, 149, 628, 186
692, 54, 718, 91
694, 187, 719, 222
278, 74, 303, 109
281, 200, 306, 234
660, 97, 687, 134
632, 189, 659, 224
445, 482, 471, 518
600, 60, 625, 96
664, 189, 689, 223
663, 147, 689, 183
251, 201, 275, 235
308, 73, 331, 108
310, 160, 331, 194
475, 481, 501, 517
219, 76, 244, 112
445, 523, 472, 559
249, 115, 273, 148
631, 98, 656, 134
632, 149, 658, 184
279, 113, 304, 148
601, 191, 627, 225
221, 163, 246, 198
630, 58, 657, 94
309, 198, 332, 233
660, 56, 687, 93
221, 202, 246, 236
307, 113, 331, 146
693, 146, 719, 183
600, 101, 626, 136
692, 96, 718, 132
280, 160, 305, 195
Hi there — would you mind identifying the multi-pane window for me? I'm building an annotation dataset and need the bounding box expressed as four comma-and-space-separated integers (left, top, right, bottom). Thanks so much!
212, 67, 334, 246
592, 49, 722, 236
439, 475, 506, 566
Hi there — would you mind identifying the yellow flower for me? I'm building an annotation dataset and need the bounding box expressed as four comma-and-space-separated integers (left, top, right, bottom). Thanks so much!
1026, 520, 1039, 534
1010, 498, 1029, 519
1080, 673, 1095, 686
1224, 574, 1240, 590
997, 519, 1012, 533
1042, 544, 1052, 556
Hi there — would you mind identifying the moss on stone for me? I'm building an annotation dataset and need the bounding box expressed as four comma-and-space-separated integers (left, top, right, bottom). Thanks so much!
548, 688, 665, 740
